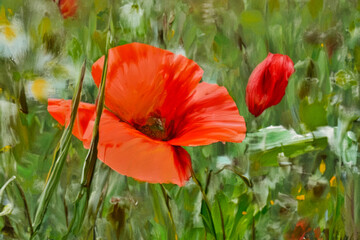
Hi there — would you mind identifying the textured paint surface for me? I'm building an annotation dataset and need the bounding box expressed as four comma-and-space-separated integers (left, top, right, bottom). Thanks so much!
0, 0, 359, 239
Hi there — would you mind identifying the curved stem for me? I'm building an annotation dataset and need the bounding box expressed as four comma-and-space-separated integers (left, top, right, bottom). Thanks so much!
14, 180, 33, 236
190, 168, 217, 240
190, 168, 210, 207
160, 184, 178, 240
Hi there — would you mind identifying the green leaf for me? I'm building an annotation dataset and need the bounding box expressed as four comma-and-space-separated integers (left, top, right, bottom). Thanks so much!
200, 199, 216, 238
149, 219, 168, 240
245, 126, 329, 170
67, 38, 83, 62
299, 98, 328, 131
216, 165, 252, 188
230, 194, 251, 239
38, 16, 51, 38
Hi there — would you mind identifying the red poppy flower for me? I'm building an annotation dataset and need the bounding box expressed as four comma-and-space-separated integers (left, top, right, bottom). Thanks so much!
245, 53, 294, 117
284, 219, 322, 240
53, 0, 77, 19
48, 43, 246, 186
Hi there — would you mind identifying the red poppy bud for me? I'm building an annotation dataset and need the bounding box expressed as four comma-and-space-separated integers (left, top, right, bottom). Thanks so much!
54, 0, 77, 19
246, 53, 295, 117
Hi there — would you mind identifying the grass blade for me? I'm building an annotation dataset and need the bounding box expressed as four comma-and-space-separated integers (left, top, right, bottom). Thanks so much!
64, 9, 112, 237
14, 180, 33, 235
31, 59, 86, 239
64, 53, 108, 237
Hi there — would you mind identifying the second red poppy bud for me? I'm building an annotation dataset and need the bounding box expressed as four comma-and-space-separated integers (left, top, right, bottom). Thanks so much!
246, 53, 295, 117
54, 0, 78, 19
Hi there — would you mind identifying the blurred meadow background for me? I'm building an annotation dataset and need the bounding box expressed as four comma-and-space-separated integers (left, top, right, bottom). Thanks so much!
0, 0, 360, 239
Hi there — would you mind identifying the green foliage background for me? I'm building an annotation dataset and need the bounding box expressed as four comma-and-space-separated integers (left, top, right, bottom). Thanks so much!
0, 0, 360, 239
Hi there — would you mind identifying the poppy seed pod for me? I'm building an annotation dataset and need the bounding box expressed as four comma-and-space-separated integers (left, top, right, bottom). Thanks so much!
246, 53, 295, 117
48, 43, 246, 186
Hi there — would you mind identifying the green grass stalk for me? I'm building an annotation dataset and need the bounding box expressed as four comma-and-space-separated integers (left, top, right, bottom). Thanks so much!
31, 60, 86, 239
63, 10, 112, 237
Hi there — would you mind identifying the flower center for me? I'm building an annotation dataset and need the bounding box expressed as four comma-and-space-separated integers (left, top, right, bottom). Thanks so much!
136, 115, 168, 141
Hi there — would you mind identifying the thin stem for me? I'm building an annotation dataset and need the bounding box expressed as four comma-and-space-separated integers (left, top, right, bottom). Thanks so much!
45, 142, 60, 183
216, 199, 225, 240
252, 217, 255, 240
190, 168, 217, 240
14, 180, 33, 236
160, 184, 178, 240
190, 168, 211, 207
64, 9, 112, 237
0, 176, 16, 201
86, 167, 111, 240
31, 59, 86, 239
96, 171, 111, 219
63, 55, 108, 238
204, 170, 212, 194
63, 194, 69, 227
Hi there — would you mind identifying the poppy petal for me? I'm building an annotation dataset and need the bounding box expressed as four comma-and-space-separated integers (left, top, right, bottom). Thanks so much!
47, 98, 95, 148
97, 112, 192, 186
48, 98, 192, 186
168, 82, 246, 146
91, 43, 203, 126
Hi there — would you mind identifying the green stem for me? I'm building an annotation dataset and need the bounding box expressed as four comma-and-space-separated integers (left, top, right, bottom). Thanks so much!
86, 167, 111, 239
31, 60, 86, 239
160, 184, 178, 240
252, 217, 255, 240
0, 176, 16, 202
63, 53, 108, 238
216, 199, 225, 240
14, 180, 33, 236
190, 168, 210, 208
190, 168, 217, 240
63, 11, 112, 238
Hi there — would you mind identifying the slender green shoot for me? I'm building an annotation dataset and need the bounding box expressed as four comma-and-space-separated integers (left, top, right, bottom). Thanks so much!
63, 9, 112, 237
190, 168, 217, 240
31, 60, 86, 239
160, 184, 178, 240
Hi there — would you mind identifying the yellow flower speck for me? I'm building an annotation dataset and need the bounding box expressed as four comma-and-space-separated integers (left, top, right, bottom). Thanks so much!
296, 195, 305, 201
319, 159, 326, 175
2, 25, 16, 41
32, 78, 49, 101
0, 145, 11, 153
330, 176, 336, 187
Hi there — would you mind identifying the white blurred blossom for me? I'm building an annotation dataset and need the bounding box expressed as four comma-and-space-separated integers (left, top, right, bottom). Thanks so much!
119, 3, 145, 30
0, 19, 29, 62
